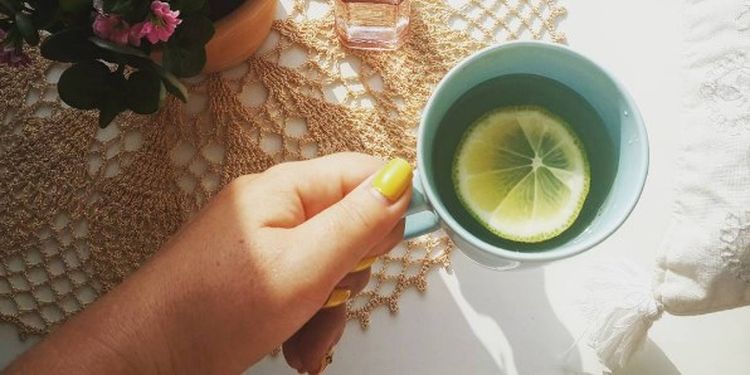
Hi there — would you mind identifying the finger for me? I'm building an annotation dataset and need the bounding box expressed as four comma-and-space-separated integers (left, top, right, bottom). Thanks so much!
320, 221, 402, 310
284, 306, 346, 374
341, 220, 403, 279
291, 159, 413, 283
323, 223, 403, 310
364, 219, 404, 258
289, 153, 384, 219
282, 334, 303, 373
253, 153, 384, 228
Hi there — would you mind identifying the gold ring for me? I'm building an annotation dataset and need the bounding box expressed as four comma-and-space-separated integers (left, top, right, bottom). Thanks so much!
320, 349, 334, 373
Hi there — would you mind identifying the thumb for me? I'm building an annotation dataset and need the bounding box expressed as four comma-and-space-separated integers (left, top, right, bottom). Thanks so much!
292, 158, 413, 282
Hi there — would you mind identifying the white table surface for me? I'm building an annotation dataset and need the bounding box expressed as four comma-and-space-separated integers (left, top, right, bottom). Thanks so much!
2, 0, 750, 374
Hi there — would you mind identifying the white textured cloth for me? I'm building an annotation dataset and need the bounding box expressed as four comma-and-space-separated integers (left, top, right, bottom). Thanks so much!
658, 0, 750, 315
584, 0, 750, 369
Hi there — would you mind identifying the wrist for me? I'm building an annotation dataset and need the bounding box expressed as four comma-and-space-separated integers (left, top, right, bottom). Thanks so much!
149, 222, 295, 373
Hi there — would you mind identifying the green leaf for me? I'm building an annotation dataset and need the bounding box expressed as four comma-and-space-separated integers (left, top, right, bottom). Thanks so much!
104, 0, 149, 23
125, 70, 162, 114
97, 72, 128, 128
31, 0, 59, 29
98, 95, 127, 128
3, 28, 18, 44
58, 0, 91, 26
157, 68, 188, 103
130, 59, 189, 103
172, 0, 206, 14
172, 16, 214, 47
157, 67, 188, 103
57, 61, 111, 110
15, 13, 39, 46
161, 16, 214, 76
41, 29, 99, 62
163, 45, 206, 77
89, 37, 150, 59
208, 0, 244, 21
161, 74, 188, 103
58, 59, 131, 128
0, 0, 17, 14
106, 0, 133, 14
59, 0, 90, 13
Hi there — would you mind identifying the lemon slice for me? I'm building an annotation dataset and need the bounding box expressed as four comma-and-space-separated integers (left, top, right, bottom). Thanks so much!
453, 106, 590, 243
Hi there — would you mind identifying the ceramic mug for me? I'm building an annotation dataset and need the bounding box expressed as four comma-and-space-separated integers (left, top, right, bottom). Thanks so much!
402, 41, 649, 270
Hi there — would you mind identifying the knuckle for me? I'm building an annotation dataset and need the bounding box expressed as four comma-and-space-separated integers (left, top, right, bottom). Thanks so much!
219, 178, 245, 203
261, 162, 300, 186
352, 152, 382, 166
335, 151, 367, 160
265, 161, 295, 176
225, 174, 256, 194
330, 151, 381, 166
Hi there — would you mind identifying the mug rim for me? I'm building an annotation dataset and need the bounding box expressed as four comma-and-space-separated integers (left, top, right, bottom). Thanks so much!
416, 40, 649, 263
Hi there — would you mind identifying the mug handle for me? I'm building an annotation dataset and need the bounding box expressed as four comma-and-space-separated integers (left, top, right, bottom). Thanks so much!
404, 170, 441, 239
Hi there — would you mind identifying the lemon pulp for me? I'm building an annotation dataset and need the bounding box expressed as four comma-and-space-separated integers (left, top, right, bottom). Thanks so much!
453, 106, 590, 243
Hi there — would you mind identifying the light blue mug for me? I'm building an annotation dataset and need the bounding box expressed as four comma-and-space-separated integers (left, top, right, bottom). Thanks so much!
402, 41, 649, 270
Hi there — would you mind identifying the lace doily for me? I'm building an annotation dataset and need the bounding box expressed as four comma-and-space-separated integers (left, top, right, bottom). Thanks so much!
0, 0, 566, 337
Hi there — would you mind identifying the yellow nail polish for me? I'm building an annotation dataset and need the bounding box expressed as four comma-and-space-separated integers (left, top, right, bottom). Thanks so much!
322, 289, 350, 309
371, 158, 413, 201
353, 256, 377, 272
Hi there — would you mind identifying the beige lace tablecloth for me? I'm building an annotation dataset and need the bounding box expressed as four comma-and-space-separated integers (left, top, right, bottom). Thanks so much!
0, 0, 566, 338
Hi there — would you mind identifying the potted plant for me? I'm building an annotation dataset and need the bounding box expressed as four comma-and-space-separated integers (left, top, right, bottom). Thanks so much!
204, 0, 274, 73
0, 0, 275, 128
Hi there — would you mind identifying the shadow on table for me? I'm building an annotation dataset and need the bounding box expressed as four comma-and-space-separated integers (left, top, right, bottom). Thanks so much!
446, 253, 583, 375
0, 323, 38, 370
248, 258, 506, 374
249, 250, 597, 375
615, 339, 680, 375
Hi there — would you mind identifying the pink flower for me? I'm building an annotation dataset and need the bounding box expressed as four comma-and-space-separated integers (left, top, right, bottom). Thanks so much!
133, 1, 182, 45
0, 29, 31, 67
0, 46, 31, 67
93, 13, 142, 46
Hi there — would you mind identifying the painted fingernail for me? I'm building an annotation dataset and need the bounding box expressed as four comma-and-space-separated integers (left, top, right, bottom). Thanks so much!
371, 158, 413, 201
353, 256, 377, 272
322, 289, 350, 309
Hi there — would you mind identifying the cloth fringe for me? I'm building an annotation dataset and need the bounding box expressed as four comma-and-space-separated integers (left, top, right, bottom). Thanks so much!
580, 259, 664, 370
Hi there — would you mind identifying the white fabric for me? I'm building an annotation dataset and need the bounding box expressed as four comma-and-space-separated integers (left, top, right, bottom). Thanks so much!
656, 0, 750, 315
580, 260, 663, 370
586, 0, 750, 369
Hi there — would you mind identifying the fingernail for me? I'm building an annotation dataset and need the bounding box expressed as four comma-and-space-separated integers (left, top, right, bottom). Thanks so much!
353, 256, 377, 272
371, 158, 413, 201
322, 289, 350, 309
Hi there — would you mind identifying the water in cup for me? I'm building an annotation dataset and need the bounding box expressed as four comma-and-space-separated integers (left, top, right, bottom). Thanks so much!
433, 74, 619, 251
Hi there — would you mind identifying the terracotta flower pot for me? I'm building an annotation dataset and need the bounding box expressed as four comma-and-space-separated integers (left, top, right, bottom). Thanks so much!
203, 0, 277, 73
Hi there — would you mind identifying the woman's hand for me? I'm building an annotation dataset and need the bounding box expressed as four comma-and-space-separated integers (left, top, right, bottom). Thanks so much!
7, 153, 412, 374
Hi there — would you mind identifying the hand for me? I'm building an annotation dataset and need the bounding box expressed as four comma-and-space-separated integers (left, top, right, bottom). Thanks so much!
6, 153, 413, 375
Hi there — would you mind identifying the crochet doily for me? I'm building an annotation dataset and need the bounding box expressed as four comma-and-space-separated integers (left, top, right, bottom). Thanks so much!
0, 0, 566, 337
